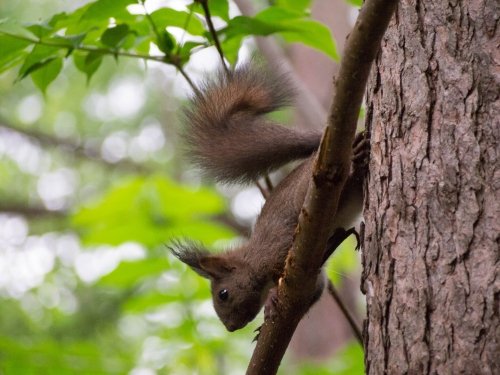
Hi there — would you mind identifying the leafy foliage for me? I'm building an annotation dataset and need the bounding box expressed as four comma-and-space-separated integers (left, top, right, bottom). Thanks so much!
0, 0, 338, 91
0, 0, 363, 374
72, 175, 233, 247
345, 0, 363, 7
288, 342, 364, 375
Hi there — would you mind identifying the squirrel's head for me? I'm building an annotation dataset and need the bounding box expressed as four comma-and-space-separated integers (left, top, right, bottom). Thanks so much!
170, 241, 267, 332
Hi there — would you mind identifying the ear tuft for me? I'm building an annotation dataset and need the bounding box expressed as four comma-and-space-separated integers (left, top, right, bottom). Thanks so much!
168, 239, 213, 279
198, 256, 235, 279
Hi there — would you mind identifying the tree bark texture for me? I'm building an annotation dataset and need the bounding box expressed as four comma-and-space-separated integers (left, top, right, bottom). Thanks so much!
362, 0, 499, 374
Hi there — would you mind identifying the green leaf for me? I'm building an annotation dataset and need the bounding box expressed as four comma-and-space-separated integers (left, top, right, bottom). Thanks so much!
72, 176, 234, 247
49, 33, 87, 48
220, 35, 243, 66
178, 41, 206, 64
20, 58, 56, 79
134, 35, 153, 54
0, 336, 132, 374
224, 16, 281, 39
122, 290, 174, 313
279, 20, 338, 60
255, 7, 338, 60
81, 0, 135, 22
98, 258, 167, 287
31, 57, 63, 93
47, 12, 69, 28
101, 24, 130, 48
73, 51, 103, 82
51, 3, 98, 35
210, 0, 230, 21
325, 236, 359, 286
0, 34, 31, 73
26, 23, 54, 38
345, 0, 363, 7
256, 6, 306, 22
167, 220, 235, 244
157, 30, 175, 54
192, 0, 230, 22
295, 341, 364, 375
150, 8, 205, 36
275, 0, 311, 13
18, 44, 62, 80
222, 7, 338, 61
0, 19, 37, 39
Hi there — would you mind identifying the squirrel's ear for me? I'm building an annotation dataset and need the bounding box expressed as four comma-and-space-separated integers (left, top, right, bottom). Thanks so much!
198, 256, 235, 280
169, 240, 232, 280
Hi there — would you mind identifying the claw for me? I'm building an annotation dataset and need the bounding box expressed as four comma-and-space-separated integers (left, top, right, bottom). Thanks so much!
324, 227, 360, 264
351, 132, 370, 180
264, 288, 279, 321
349, 227, 361, 250
252, 325, 262, 342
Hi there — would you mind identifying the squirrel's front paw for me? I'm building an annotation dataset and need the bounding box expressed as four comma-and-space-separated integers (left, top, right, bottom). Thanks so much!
322, 227, 360, 264
264, 287, 279, 322
252, 325, 262, 342
252, 288, 279, 342
352, 131, 370, 178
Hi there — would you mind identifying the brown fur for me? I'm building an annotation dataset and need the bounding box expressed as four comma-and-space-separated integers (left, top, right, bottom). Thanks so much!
171, 65, 367, 331
183, 65, 322, 184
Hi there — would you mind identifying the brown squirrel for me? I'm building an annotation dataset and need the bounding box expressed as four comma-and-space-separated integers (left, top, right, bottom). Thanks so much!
171, 65, 368, 332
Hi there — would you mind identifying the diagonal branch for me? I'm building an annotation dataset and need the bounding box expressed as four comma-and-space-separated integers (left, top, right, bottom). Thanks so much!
233, 0, 327, 131
327, 279, 363, 345
247, 0, 399, 373
0, 118, 153, 174
0, 202, 67, 218
0, 31, 166, 63
196, 0, 229, 74
0, 201, 248, 239
0, 31, 199, 92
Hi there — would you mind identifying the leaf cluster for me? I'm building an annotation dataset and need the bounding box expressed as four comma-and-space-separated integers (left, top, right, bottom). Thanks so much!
1, 0, 338, 93
0, 0, 364, 373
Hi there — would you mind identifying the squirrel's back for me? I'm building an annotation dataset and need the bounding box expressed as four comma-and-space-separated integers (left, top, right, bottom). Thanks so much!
184, 65, 321, 184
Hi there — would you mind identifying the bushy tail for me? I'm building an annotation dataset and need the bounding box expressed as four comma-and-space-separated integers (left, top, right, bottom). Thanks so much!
183, 65, 321, 184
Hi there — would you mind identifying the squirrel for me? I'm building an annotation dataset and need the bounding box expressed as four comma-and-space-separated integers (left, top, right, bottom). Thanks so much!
170, 65, 368, 332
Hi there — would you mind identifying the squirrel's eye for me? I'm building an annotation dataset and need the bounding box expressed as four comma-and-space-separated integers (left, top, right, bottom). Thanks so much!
218, 289, 229, 301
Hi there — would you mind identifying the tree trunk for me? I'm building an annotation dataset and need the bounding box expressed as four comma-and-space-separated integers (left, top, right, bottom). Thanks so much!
362, 0, 499, 374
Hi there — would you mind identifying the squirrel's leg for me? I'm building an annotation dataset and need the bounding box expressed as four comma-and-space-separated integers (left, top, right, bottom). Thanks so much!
253, 273, 325, 342
322, 227, 360, 264
322, 131, 369, 263
253, 287, 279, 341
262, 273, 325, 320
352, 130, 370, 179
254, 132, 370, 342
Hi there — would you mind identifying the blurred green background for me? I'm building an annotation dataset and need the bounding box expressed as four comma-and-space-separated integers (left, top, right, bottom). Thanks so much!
0, 0, 364, 373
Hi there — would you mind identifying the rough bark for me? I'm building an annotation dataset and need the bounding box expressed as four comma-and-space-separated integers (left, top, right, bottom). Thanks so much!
288, 0, 363, 360
247, 0, 399, 373
362, 0, 499, 374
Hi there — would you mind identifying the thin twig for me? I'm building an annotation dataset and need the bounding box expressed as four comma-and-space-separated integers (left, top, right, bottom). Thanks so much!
139, 0, 163, 45
1, 29, 202, 96
196, 0, 229, 75
247, 0, 398, 373
214, 213, 250, 237
138, 2, 199, 95
176, 6, 195, 55
255, 180, 270, 199
327, 279, 363, 345
264, 175, 274, 192
0, 31, 166, 63
0, 118, 152, 174
233, 0, 327, 131
0, 203, 67, 218
172, 60, 199, 93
